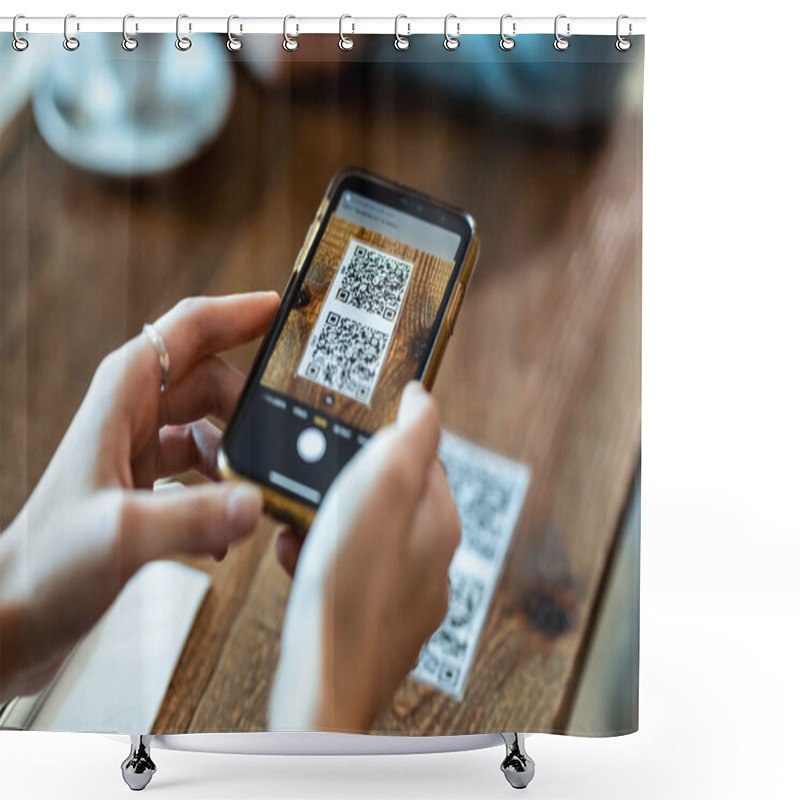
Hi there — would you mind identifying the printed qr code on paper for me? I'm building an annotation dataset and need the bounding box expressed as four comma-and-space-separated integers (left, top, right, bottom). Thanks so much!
437, 662, 461, 691
410, 433, 530, 700
410, 568, 487, 698
335, 243, 413, 321
443, 459, 518, 562
427, 573, 485, 660
299, 312, 389, 403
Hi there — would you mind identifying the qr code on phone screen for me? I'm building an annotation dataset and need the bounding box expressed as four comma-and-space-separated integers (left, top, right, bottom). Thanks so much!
335, 244, 413, 321
300, 312, 389, 402
298, 239, 413, 404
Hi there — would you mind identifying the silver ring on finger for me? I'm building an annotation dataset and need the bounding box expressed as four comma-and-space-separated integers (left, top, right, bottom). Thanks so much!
143, 323, 171, 393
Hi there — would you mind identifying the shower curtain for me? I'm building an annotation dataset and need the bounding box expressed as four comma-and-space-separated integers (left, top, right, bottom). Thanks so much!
0, 24, 643, 739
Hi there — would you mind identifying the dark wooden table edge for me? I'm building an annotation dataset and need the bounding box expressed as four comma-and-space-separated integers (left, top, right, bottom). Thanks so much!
551, 452, 641, 731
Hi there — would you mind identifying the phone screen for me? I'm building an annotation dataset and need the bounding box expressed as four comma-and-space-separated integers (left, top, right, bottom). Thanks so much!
224, 173, 474, 511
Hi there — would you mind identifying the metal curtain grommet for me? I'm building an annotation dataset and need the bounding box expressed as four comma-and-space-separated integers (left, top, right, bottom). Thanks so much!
283, 15, 298, 51
227, 15, 242, 51
554, 14, 570, 51
339, 14, 354, 50
499, 14, 516, 50
122, 14, 138, 51
616, 14, 632, 51
63, 13, 80, 51
175, 13, 192, 51
394, 14, 410, 51
444, 14, 460, 51
12, 14, 29, 51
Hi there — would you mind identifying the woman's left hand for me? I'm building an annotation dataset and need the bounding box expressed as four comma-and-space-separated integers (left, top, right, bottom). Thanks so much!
0, 293, 278, 702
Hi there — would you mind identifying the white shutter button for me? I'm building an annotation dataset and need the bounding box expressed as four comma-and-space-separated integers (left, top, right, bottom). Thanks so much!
297, 427, 327, 463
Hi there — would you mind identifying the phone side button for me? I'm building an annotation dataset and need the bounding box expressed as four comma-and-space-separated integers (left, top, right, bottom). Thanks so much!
448, 282, 466, 336
292, 222, 319, 273
281, 270, 298, 301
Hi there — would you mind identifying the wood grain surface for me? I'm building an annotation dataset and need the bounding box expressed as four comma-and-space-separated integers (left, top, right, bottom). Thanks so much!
0, 59, 641, 735
261, 215, 455, 430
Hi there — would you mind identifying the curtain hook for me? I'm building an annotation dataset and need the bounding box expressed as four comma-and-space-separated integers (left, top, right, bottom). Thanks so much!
122, 14, 138, 51
175, 13, 192, 51
499, 14, 516, 51
554, 14, 570, 51
283, 15, 298, 51
63, 13, 80, 51
12, 14, 29, 51
339, 14, 355, 50
394, 14, 410, 51
227, 15, 242, 51
616, 14, 632, 51
444, 14, 460, 51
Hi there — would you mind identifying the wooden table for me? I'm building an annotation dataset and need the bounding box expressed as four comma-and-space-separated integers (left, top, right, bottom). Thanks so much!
0, 59, 641, 735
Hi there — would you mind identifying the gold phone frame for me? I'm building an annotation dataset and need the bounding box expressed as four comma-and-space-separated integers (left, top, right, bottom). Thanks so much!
219, 168, 479, 531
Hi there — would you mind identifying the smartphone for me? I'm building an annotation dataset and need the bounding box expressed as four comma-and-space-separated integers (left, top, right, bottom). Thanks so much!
220, 169, 479, 529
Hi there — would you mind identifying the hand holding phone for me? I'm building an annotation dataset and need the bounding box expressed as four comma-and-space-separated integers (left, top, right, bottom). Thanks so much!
221, 169, 479, 529
269, 381, 461, 731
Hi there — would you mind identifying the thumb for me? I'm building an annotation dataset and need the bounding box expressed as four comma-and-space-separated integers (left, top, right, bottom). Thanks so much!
393, 381, 442, 469
120, 482, 263, 575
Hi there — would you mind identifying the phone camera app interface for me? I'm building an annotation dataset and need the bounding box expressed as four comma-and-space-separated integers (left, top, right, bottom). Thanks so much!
246, 185, 463, 507
261, 188, 461, 433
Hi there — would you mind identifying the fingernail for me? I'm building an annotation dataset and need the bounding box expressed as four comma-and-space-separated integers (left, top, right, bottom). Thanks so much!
397, 381, 430, 428
226, 485, 263, 540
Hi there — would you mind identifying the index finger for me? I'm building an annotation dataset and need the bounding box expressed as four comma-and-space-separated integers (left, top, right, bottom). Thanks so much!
153, 292, 279, 385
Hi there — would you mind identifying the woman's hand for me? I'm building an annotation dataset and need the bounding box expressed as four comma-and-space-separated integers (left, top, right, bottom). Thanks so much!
269, 382, 461, 732
0, 293, 278, 703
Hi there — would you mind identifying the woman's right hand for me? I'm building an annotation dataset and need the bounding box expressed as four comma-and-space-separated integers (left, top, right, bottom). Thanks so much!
269, 382, 460, 732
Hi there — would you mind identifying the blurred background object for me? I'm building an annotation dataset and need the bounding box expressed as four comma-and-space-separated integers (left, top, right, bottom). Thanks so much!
0, 34, 54, 166
30, 33, 234, 177
374, 34, 627, 137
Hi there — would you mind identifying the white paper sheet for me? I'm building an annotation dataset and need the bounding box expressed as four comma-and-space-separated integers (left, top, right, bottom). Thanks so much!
24, 560, 210, 733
